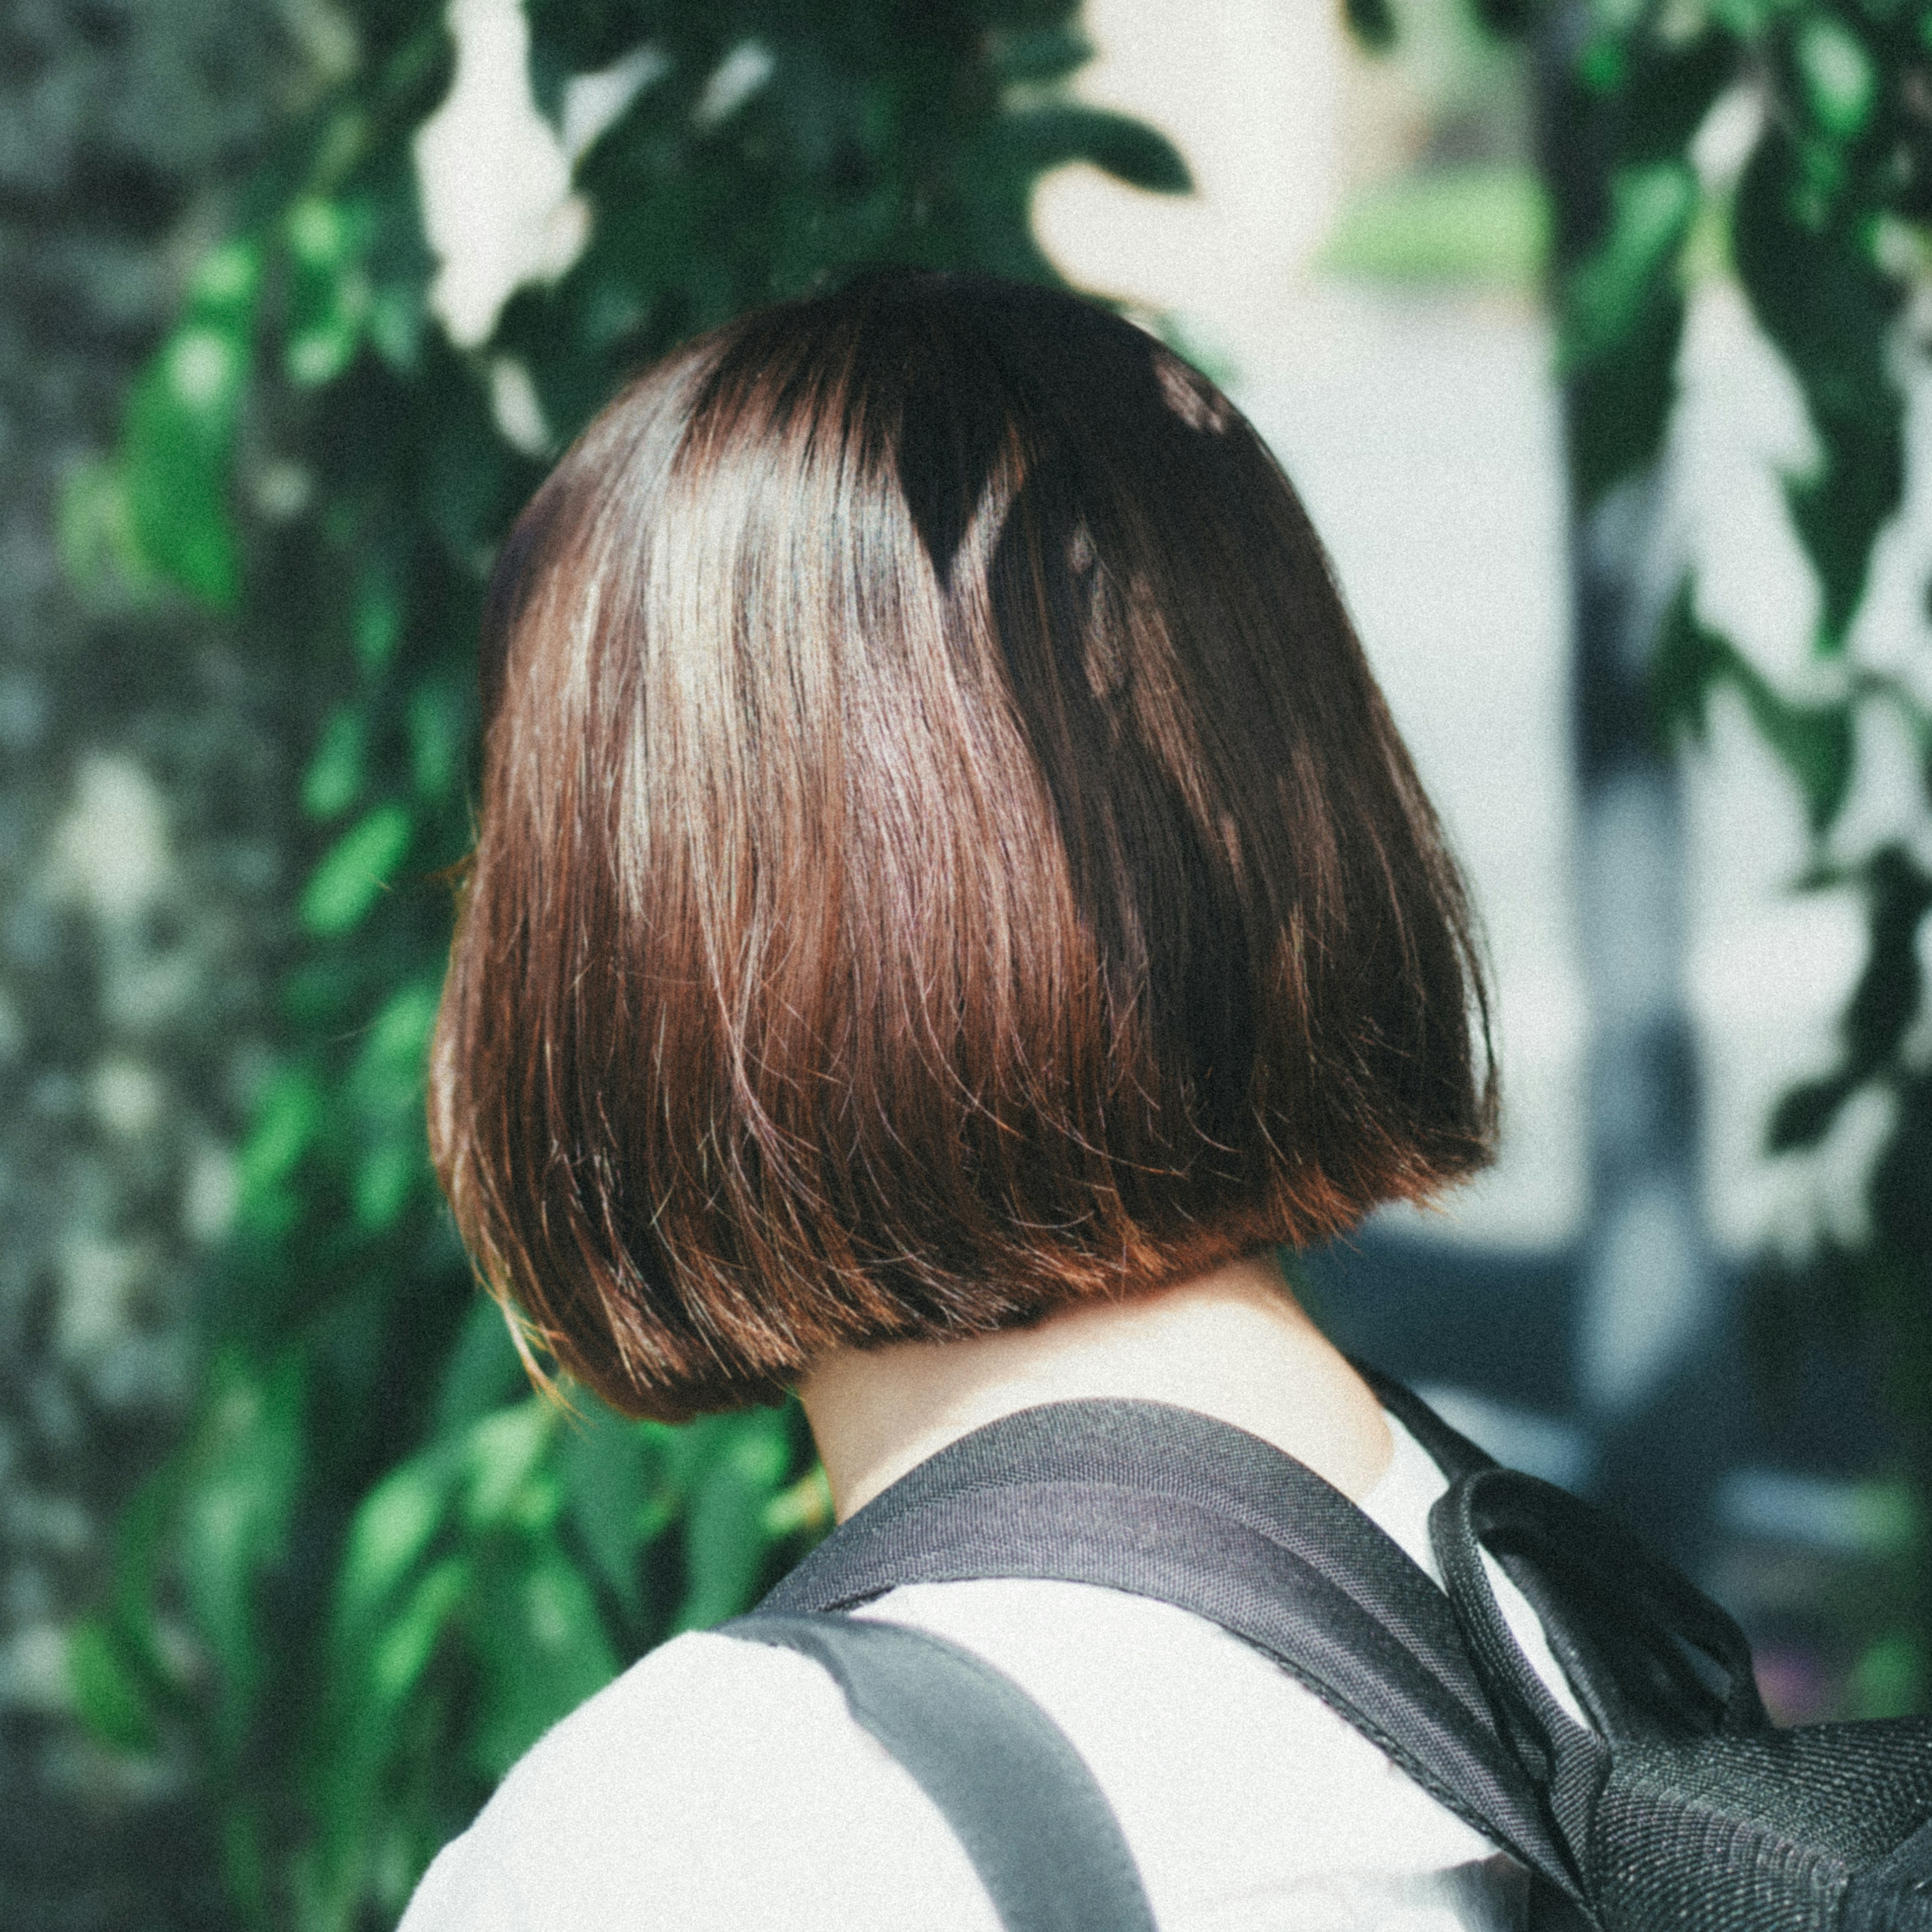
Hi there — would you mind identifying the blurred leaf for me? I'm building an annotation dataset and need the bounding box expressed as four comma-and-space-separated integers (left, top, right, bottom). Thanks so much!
761, 1464, 833, 1540
235, 1068, 326, 1215
68, 1617, 159, 1753
124, 327, 251, 606
1733, 129, 1905, 648
1323, 166, 1550, 287
462, 1401, 558, 1534
118, 238, 264, 605
353, 1136, 424, 1231
1766, 1074, 1854, 1152
561, 1403, 671, 1627
302, 707, 368, 820
1001, 104, 1192, 194
366, 1554, 471, 1714
353, 567, 404, 675
305, 1550, 474, 1932
1561, 162, 1697, 371
1849, 1632, 1926, 1719
673, 1410, 792, 1632
179, 1354, 306, 1741
1870, 1067, 1932, 1257
1842, 847, 1932, 1076
1345, 0, 1400, 49
467, 1543, 619, 1778
1797, 15, 1877, 139
334, 1453, 456, 1653
351, 979, 442, 1110
284, 196, 374, 387
433, 1299, 531, 1437
406, 682, 464, 799
57, 457, 157, 604
299, 803, 414, 935
990, 24, 1095, 81
1651, 581, 1854, 832
1469, 0, 1537, 37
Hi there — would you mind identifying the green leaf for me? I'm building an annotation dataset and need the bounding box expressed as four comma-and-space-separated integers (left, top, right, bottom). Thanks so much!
286, 315, 365, 389
1651, 582, 1854, 831
301, 707, 368, 820
1766, 1073, 1854, 1151
1002, 105, 1192, 195
334, 1454, 456, 1652
300, 803, 414, 935
68, 1617, 158, 1752
284, 198, 372, 388
407, 682, 464, 799
1842, 846, 1932, 1074
353, 568, 404, 674
353, 1135, 425, 1232
467, 1543, 619, 1779
287, 196, 354, 272
673, 1411, 792, 1632
351, 979, 443, 1110
1344, 0, 1399, 49
1560, 163, 1697, 505
366, 1554, 471, 1713
187, 239, 262, 322
1797, 16, 1876, 139
235, 1067, 325, 1206
1744, 686, 1855, 835
123, 326, 251, 606
761, 1464, 832, 1540
561, 1403, 672, 1627
1561, 162, 1698, 372
118, 234, 265, 606
306, 1548, 474, 1930
1648, 579, 1728, 746
463, 1401, 558, 1533
989, 25, 1095, 82
179, 1355, 306, 1739
1322, 167, 1550, 287
1733, 131, 1905, 647
57, 456, 156, 603
434, 1299, 532, 1437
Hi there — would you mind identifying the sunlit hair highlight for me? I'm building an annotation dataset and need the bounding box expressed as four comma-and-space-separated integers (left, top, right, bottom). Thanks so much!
429, 271, 1495, 1420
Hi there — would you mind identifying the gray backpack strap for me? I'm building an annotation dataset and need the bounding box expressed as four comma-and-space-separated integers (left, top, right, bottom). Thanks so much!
718, 1611, 1158, 1932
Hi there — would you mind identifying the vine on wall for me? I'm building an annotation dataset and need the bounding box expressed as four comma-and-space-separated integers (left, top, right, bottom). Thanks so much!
65, 7, 1186, 1926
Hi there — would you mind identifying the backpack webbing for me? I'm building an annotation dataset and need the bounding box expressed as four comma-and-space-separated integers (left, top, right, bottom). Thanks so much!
756, 1391, 1582, 1904
719, 1611, 1157, 1932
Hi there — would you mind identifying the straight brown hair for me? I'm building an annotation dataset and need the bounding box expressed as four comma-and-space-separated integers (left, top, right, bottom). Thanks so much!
429, 270, 1495, 1421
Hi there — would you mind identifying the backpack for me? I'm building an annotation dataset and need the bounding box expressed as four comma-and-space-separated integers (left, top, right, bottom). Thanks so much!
718, 1367, 1932, 1932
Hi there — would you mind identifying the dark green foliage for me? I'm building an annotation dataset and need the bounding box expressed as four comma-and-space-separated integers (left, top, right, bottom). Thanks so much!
68, 7, 1186, 1926
1733, 132, 1906, 650
1650, 585, 1856, 836
1346, 0, 1401, 52
1395, 0, 1932, 1709
1550, 39, 1736, 508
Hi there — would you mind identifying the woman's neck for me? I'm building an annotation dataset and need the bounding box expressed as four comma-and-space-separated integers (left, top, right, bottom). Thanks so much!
796, 1249, 1394, 1520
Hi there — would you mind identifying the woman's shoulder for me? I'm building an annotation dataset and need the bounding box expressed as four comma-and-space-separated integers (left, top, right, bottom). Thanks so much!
398, 1629, 997, 1932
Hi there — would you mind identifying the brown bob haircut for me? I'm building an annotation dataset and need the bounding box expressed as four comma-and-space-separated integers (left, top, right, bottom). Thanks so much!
429, 270, 1494, 1421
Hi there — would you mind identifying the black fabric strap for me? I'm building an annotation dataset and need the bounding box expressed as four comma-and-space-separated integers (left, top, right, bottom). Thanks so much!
757, 1395, 1582, 1905
719, 1612, 1158, 1932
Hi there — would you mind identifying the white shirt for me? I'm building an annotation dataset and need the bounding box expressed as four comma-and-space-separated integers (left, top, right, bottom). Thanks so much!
401, 1413, 1585, 1931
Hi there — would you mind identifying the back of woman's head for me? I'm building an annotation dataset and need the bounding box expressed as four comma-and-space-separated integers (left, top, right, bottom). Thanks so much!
429, 269, 1495, 1420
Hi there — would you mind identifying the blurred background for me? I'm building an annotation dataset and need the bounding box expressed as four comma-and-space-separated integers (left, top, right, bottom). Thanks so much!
2, 0, 1928, 1925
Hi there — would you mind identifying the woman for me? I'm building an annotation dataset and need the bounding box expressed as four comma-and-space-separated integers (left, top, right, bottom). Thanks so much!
404, 270, 1580, 1929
